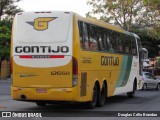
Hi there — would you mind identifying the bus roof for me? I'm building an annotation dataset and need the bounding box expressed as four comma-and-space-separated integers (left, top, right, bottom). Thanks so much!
15, 11, 137, 38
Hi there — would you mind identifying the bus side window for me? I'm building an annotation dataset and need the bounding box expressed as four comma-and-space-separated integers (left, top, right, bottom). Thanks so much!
124, 35, 131, 54
125, 47, 130, 54
109, 31, 118, 53
78, 21, 89, 50
117, 34, 124, 53
88, 25, 98, 51
104, 30, 111, 52
131, 37, 137, 56
83, 23, 90, 50
98, 28, 105, 51
78, 21, 84, 48
137, 38, 143, 75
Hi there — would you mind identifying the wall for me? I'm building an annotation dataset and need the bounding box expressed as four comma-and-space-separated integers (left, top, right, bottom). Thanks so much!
0, 60, 10, 79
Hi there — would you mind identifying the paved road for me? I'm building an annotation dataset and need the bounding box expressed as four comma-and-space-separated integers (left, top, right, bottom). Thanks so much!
0, 79, 160, 119
0, 79, 11, 95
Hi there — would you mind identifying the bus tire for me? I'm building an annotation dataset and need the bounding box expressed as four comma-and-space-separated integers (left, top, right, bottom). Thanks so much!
86, 84, 98, 109
127, 80, 136, 98
97, 83, 107, 107
36, 101, 46, 106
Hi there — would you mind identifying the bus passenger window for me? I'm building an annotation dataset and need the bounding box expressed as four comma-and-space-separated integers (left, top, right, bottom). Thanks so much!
110, 33, 118, 53
99, 28, 105, 51
125, 47, 130, 54
88, 25, 98, 51
124, 36, 132, 54
78, 21, 89, 50
131, 38, 137, 55
132, 49, 137, 55
99, 37, 105, 51
103, 31, 112, 52
118, 46, 123, 53
90, 42, 97, 51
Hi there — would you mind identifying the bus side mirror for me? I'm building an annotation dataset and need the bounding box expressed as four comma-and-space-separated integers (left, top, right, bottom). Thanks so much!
139, 48, 147, 53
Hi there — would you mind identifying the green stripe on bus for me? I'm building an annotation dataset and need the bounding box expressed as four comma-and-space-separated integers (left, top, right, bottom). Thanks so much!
116, 56, 133, 87
121, 56, 133, 86
116, 56, 128, 87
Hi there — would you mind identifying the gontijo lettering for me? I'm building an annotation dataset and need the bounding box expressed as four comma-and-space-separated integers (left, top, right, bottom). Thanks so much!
101, 56, 119, 66
15, 46, 69, 53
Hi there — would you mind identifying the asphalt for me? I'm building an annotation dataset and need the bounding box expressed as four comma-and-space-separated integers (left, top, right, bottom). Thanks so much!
0, 78, 11, 82
0, 78, 11, 95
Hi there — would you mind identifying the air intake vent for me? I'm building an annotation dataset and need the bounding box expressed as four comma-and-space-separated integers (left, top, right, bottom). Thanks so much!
80, 72, 87, 96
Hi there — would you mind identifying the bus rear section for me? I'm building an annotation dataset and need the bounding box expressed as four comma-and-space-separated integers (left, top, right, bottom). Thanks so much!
11, 11, 79, 103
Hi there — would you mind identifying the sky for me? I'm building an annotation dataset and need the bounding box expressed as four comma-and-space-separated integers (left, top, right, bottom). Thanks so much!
17, 0, 92, 17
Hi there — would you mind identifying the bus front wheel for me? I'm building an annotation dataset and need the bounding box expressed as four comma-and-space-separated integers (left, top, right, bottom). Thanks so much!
127, 80, 136, 98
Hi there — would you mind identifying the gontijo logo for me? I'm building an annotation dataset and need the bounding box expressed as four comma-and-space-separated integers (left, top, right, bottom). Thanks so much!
27, 17, 57, 31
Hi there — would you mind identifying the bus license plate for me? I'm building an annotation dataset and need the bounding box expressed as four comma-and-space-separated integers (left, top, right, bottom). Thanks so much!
36, 89, 47, 93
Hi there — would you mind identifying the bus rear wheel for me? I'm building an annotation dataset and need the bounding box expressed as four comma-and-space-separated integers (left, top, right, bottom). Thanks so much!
97, 83, 107, 107
87, 84, 98, 109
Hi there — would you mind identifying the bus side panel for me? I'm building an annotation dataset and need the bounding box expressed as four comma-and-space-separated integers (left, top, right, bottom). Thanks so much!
77, 50, 123, 100
113, 55, 140, 95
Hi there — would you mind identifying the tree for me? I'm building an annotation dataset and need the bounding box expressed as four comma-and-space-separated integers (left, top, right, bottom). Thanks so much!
140, 35, 160, 58
0, 0, 22, 76
87, 0, 160, 58
0, 19, 11, 75
0, 20, 11, 60
87, 0, 146, 31
143, 0, 160, 12
87, 0, 160, 35
0, 0, 23, 20
143, 0, 160, 40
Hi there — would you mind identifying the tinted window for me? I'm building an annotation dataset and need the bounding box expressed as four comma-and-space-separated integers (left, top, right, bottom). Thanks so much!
78, 22, 89, 50
131, 37, 137, 55
78, 21, 138, 56
145, 73, 155, 79
88, 25, 99, 51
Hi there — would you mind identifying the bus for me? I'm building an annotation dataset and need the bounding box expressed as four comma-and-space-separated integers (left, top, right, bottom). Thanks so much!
11, 11, 143, 108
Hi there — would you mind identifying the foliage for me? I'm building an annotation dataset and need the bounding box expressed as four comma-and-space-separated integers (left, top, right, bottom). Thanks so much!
87, 0, 145, 31
142, 0, 160, 40
0, 20, 12, 60
0, 0, 23, 20
143, 0, 160, 12
87, 0, 160, 40
0, 0, 22, 61
87, 0, 160, 58
140, 36, 160, 58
